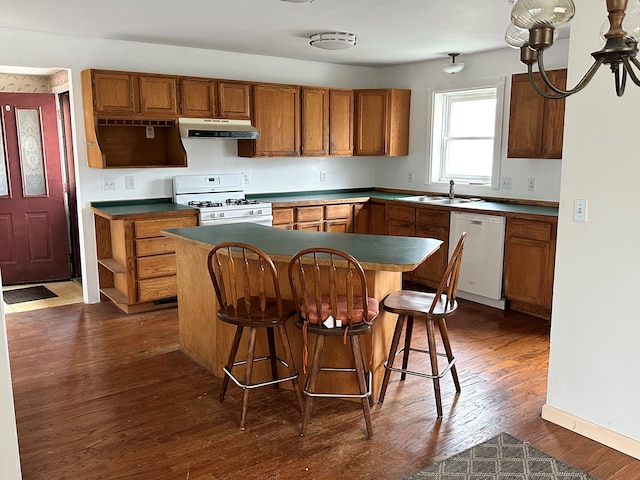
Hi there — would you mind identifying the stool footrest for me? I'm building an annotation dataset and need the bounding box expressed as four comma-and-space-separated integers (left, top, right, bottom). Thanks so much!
384, 347, 456, 380
224, 356, 298, 390
304, 369, 372, 399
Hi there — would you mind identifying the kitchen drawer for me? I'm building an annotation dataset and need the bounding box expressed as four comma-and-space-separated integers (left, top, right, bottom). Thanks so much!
387, 205, 415, 223
508, 218, 551, 241
416, 208, 449, 227
134, 216, 197, 239
136, 237, 176, 257
137, 275, 177, 302
296, 206, 324, 223
137, 254, 177, 280
272, 207, 295, 225
325, 204, 352, 220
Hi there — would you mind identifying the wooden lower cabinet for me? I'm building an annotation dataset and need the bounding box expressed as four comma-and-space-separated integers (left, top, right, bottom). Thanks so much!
503, 217, 557, 319
271, 203, 354, 232
387, 204, 416, 237
93, 209, 198, 313
410, 209, 449, 288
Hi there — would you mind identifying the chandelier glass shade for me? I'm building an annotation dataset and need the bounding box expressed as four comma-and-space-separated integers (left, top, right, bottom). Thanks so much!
507, 0, 640, 98
442, 53, 465, 74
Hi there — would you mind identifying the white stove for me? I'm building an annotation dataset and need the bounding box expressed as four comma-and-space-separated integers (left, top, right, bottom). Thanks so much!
173, 174, 273, 226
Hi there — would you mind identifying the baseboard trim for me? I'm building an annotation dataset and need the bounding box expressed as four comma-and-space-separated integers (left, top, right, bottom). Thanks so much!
541, 403, 640, 460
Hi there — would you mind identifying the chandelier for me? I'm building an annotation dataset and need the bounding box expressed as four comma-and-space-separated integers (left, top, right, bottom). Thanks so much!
506, 0, 640, 98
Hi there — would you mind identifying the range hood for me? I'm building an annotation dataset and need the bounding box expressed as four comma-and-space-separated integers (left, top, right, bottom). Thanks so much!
178, 118, 260, 139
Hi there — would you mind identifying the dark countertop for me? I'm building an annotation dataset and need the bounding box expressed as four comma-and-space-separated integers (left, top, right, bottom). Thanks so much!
249, 189, 559, 218
163, 223, 442, 272
91, 198, 197, 219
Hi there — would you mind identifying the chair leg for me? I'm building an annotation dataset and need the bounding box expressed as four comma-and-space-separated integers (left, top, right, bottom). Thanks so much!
401, 316, 414, 381
220, 325, 244, 402
266, 327, 278, 386
438, 318, 461, 392
425, 317, 443, 417
379, 314, 406, 404
239, 326, 258, 430
351, 335, 373, 439
301, 333, 325, 437
277, 324, 304, 412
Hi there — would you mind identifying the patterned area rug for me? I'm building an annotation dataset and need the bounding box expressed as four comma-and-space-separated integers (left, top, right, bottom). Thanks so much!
3, 285, 58, 305
404, 433, 598, 479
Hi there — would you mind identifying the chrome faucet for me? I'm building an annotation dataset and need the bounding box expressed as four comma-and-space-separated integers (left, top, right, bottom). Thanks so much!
449, 179, 455, 199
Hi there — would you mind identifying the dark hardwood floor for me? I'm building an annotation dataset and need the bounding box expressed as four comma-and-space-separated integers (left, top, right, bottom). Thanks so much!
6, 298, 640, 479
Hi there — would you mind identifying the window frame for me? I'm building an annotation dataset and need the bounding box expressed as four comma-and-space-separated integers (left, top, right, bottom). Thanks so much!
427, 77, 505, 190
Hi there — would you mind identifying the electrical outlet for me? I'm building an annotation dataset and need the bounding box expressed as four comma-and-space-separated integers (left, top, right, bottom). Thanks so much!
125, 175, 136, 190
573, 199, 588, 222
102, 177, 116, 191
320, 171, 327, 182
501, 177, 513, 189
145, 126, 155, 139
242, 172, 250, 184
408, 171, 414, 183
527, 178, 536, 191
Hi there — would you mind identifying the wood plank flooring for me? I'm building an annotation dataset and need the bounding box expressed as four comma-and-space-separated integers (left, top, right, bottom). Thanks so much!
6, 299, 640, 479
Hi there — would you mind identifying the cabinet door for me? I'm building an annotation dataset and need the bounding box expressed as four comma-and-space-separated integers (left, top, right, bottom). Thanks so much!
92, 71, 138, 116
272, 207, 295, 230
387, 204, 416, 236
243, 84, 300, 157
353, 203, 369, 234
218, 81, 251, 120
180, 78, 217, 117
369, 202, 387, 235
413, 209, 450, 285
139, 75, 178, 117
355, 90, 389, 156
325, 204, 353, 233
301, 87, 329, 156
503, 218, 556, 318
329, 89, 354, 156
507, 69, 566, 159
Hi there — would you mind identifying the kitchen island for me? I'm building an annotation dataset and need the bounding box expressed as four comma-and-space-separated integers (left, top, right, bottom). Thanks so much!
163, 223, 442, 399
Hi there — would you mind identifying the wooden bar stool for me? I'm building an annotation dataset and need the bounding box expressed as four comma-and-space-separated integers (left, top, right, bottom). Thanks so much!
288, 248, 379, 439
208, 242, 304, 430
378, 233, 466, 417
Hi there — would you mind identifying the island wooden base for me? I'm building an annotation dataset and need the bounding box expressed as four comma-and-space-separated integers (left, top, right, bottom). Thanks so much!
174, 239, 403, 401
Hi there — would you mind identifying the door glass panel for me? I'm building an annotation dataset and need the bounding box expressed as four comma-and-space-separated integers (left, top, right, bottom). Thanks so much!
0, 115, 8, 196
16, 108, 47, 196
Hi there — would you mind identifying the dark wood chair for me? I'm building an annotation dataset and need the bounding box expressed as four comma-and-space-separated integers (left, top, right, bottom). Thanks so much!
288, 247, 379, 439
378, 232, 466, 418
207, 242, 304, 430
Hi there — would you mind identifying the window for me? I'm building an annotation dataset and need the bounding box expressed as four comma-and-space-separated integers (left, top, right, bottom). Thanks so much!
429, 80, 504, 189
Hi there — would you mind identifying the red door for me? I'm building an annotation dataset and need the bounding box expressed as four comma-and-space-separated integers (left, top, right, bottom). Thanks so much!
0, 93, 71, 284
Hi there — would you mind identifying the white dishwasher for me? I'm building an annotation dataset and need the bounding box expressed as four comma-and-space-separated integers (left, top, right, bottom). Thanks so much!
449, 211, 506, 308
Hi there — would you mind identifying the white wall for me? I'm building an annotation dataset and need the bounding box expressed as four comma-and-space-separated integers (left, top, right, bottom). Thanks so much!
376, 42, 568, 202
0, 272, 22, 479
542, 3, 640, 457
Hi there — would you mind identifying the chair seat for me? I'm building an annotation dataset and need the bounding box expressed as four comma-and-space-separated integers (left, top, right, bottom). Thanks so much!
295, 316, 374, 337
383, 290, 458, 317
218, 298, 296, 327
300, 295, 379, 325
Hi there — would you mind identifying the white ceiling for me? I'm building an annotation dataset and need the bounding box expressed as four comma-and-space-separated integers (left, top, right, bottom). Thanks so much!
0, 0, 518, 68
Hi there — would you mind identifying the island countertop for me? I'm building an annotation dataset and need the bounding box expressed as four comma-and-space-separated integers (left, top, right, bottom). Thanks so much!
163, 223, 441, 272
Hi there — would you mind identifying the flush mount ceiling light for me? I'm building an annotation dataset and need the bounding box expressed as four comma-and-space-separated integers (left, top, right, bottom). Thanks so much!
506, 0, 640, 98
309, 32, 357, 50
442, 53, 465, 74
281, 0, 315, 3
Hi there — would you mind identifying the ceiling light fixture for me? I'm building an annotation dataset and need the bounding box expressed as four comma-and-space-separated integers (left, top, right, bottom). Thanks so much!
309, 32, 357, 50
281, 0, 315, 3
507, 0, 640, 98
442, 53, 465, 74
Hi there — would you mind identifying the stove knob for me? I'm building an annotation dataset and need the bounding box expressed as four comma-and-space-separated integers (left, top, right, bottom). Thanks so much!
220, 212, 225, 218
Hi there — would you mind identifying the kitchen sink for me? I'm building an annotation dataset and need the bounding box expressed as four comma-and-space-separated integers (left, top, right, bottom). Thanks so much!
401, 195, 478, 205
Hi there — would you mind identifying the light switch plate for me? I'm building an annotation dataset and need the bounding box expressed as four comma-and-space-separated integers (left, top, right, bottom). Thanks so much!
573, 199, 587, 222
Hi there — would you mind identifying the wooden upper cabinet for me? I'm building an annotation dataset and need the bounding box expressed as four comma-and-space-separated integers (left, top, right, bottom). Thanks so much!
138, 74, 178, 117
507, 69, 567, 159
91, 70, 177, 119
329, 89, 354, 156
238, 83, 300, 157
180, 79, 251, 119
301, 87, 329, 156
92, 71, 138, 116
218, 81, 251, 119
354, 88, 411, 157
180, 78, 216, 117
